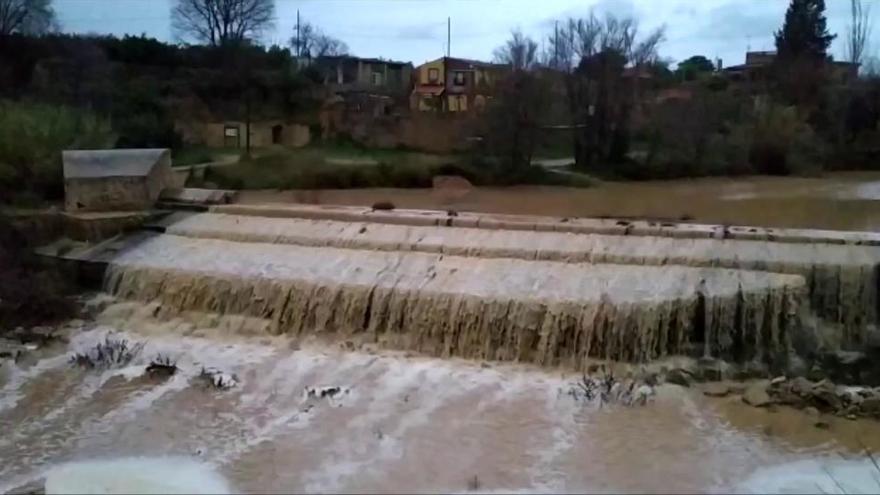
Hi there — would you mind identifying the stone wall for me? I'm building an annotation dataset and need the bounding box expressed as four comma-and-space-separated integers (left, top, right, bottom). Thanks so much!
64, 149, 173, 212
65, 177, 153, 212
176, 121, 311, 149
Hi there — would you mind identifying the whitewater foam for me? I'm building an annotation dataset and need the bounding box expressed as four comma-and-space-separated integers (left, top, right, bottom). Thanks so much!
44, 457, 231, 494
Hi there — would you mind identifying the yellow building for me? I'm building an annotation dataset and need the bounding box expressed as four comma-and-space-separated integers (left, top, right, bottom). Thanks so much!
411, 57, 505, 113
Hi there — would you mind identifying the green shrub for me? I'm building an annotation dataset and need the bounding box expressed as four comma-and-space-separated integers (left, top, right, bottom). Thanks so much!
201, 148, 593, 191
0, 100, 115, 203
748, 100, 825, 175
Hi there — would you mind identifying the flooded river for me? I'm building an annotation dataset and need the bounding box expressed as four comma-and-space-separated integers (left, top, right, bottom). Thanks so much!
3, 304, 880, 494
239, 172, 880, 231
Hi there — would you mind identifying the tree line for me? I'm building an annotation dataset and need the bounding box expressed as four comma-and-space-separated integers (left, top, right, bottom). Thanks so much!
486, 0, 879, 179
0, 0, 879, 201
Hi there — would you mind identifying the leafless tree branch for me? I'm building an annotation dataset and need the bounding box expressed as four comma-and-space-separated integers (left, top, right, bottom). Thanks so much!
289, 20, 348, 59
846, 0, 873, 66
0, 0, 56, 36
493, 29, 538, 71
171, 0, 275, 46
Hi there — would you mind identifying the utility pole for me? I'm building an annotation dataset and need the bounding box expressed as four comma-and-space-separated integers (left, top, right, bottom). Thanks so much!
296, 10, 301, 58
447, 17, 451, 58
554, 21, 559, 68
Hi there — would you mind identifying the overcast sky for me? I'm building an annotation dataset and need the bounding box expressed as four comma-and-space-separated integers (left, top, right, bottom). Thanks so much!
56, 0, 876, 67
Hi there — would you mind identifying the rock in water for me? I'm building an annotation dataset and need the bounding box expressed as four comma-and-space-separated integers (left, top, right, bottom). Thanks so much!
665, 369, 693, 387
44, 457, 231, 494
703, 383, 731, 398
743, 382, 772, 407
861, 397, 880, 415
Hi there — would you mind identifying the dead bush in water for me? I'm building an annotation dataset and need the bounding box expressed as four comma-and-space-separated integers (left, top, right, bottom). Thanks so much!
303, 385, 350, 401
70, 337, 144, 369
197, 367, 238, 390
566, 366, 655, 407
146, 354, 178, 379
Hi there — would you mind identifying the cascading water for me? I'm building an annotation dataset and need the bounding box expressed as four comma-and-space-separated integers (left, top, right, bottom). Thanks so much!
166, 212, 880, 346
102, 233, 806, 365
3, 312, 880, 494
7, 206, 880, 493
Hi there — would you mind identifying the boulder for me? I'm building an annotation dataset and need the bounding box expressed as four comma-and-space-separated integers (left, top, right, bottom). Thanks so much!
790, 376, 814, 396
774, 389, 807, 408
836, 386, 866, 406
665, 369, 693, 387
820, 350, 868, 385
743, 382, 773, 407
860, 397, 880, 415
703, 383, 731, 398
804, 406, 820, 417
696, 357, 728, 382
809, 380, 842, 411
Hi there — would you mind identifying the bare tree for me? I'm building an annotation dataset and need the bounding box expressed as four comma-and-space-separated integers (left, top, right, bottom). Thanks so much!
493, 29, 538, 71
544, 12, 665, 169
313, 32, 348, 57
0, 0, 56, 36
545, 14, 663, 71
486, 31, 549, 171
171, 0, 275, 46
290, 21, 348, 59
846, 0, 873, 66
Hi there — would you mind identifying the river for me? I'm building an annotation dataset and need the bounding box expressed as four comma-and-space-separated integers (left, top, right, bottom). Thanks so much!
238, 172, 880, 231
5, 173, 880, 493
2, 303, 880, 494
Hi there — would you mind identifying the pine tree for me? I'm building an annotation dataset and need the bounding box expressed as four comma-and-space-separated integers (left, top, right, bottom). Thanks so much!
775, 0, 836, 62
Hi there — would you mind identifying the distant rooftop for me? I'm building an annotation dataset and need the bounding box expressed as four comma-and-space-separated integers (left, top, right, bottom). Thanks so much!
315, 55, 412, 67
63, 149, 169, 179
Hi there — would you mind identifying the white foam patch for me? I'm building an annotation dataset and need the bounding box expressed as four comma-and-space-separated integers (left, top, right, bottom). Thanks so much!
302, 358, 551, 493
737, 458, 880, 494
0, 353, 70, 412
44, 457, 231, 494
0, 370, 121, 449
208, 351, 369, 466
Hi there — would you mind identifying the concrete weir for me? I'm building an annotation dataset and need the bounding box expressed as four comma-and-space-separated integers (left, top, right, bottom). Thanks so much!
160, 212, 880, 346
104, 234, 805, 366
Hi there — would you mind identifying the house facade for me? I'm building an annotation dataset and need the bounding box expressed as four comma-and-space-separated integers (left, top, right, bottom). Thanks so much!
411, 57, 506, 113
723, 50, 860, 83
313, 55, 413, 96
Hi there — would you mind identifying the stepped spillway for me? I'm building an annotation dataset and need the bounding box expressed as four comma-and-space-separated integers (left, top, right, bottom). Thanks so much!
161, 212, 880, 345
105, 234, 805, 366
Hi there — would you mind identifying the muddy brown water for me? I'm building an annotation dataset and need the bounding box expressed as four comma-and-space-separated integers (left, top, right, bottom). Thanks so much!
6, 173, 880, 492
3, 305, 880, 494
238, 172, 880, 231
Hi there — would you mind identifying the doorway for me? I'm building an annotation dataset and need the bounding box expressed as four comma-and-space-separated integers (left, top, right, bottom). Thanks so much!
271, 125, 283, 145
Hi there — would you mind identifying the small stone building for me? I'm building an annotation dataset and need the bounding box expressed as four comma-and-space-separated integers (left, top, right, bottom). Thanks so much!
63, 149, 174, 212
175, 120, 311, 149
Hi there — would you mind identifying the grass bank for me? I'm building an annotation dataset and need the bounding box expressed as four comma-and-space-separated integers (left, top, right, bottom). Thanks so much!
194, 146, 594, 190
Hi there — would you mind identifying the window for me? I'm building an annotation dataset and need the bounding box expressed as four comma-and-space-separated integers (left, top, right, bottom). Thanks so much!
428, 68, 440, 83
371, 71, 383, 86
453, 71, 466, 86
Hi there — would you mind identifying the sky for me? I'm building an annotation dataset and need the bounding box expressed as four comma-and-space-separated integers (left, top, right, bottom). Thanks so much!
55, 0, 877, 68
